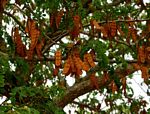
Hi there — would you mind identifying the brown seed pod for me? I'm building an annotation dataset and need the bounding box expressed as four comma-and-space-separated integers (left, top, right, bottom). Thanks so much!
55, 50, 62, 67
63, 58, 71, 75
85, 53, 96, 67
110, 21, 117, 37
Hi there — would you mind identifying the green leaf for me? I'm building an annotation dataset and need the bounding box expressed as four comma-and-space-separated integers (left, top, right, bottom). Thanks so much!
15, 106, 40, 114
0, 74, 4, 87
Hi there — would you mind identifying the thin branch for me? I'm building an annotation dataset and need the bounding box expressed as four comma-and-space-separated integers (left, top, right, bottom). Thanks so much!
23, 5, 35, 17
72, 101, 98, 112
24, 5, 48, 28
44, 34, 57, 44
110, 19, 150, 23
108, 0, 124, 6
3, 11, 25, 30
24, 55, 137, 63
8, 3, 26, 16
84, 19, 150, 28
81, 31, 130, 47
0, 51, 9, 58
42, 31, 69, 53
133, 78, 147, 94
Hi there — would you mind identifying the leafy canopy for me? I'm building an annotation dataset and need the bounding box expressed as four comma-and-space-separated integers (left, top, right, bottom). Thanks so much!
0, 0, 150, 113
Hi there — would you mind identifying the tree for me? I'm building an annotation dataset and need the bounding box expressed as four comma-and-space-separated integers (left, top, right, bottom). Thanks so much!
0, 0, 150, 113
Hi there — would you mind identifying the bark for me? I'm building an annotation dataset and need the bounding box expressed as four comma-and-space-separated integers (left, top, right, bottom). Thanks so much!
55, 64, 137, 108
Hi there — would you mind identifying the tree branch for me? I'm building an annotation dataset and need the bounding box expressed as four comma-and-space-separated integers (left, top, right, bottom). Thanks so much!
0, 51, 9, 58
55, 64, 137, 108
84, 19, 150, 28
3, 11, 25, 30
42, 31, 69, 53
25, 56, 137, 63
108, 0, 124, 6
72, 101, 98, 112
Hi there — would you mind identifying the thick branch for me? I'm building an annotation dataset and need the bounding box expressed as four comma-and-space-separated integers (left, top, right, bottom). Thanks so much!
55, 64, 137, 108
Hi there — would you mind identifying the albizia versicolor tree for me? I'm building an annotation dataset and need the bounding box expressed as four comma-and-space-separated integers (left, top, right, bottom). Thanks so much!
0, 0, 150, 113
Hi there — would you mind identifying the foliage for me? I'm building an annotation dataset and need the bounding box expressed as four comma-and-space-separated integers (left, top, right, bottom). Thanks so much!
0, 0, 150, 113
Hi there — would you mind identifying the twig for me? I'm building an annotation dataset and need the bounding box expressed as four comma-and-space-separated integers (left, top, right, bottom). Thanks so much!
24, 5, 48, 28
42, 31, 69, 53
133, 78, 147, 94
23, 5, 35, 17
0, 51, 9, 58
84, 19, 150, 28
81, 31, 131, 48
108, 0, 124, 6
24, 55, 137, 63
44, 34, 56, 44
3, 11, 25, 30
72, 101, 98, 112
9, 3, 26, 16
